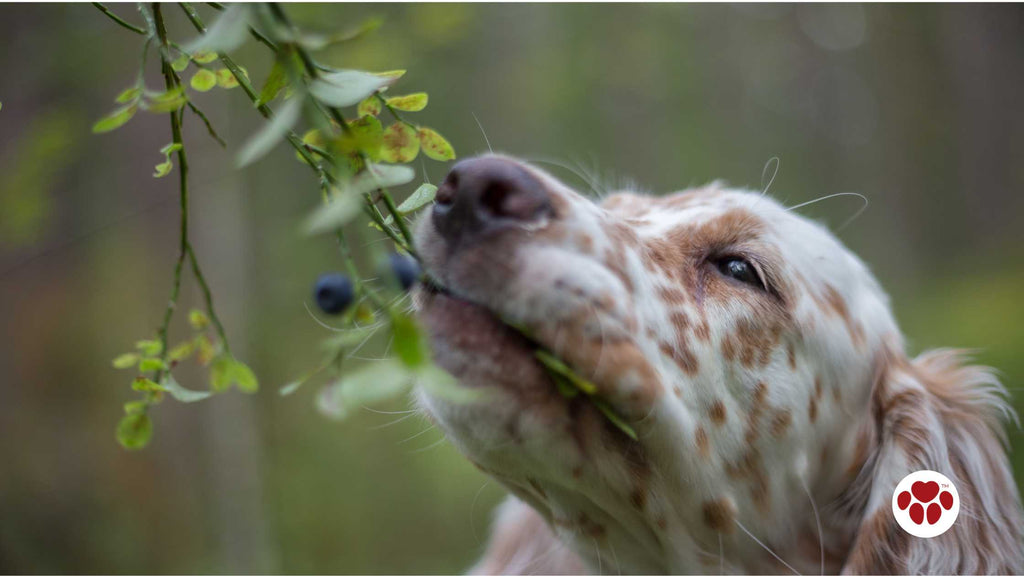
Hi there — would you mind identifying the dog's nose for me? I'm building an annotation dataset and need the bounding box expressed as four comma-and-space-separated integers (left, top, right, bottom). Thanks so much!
432, 156, 552, 244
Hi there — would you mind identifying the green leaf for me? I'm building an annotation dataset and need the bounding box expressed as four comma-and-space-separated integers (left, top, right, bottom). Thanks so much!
357, 95, 382, 117
190, 69, 217, 92
386, 92, 428, 112
316, 358, 412, 420
195, 335, 216, 365
396, 183, 437, 214
116, 413, 153, 450
551, 372, 580, 398
415, 364, 483, 403
146, 86, 187, 113
92, 104, 137, 133
256, 59, 288, 106
309, 69, 400, 107
294, 17, 383, 50
360, 162, 416, 190
184, 4, 252, 54
302, 189, 364, 235
390, 310, 427, 368
115, 86, 142, 104
123, 400, 147, 415
380, 123, 419, 163
209, 355, 258, 393
132, 377, 165, 392
138, 357, 168, 372
153, 161, 172, 178
191, 51, 219, 64
334, 114, 383, 160
162, 374, 213, 403
171, 54, 191, 72
188, 309, 210, 330
534, 350, 598, 395
216, 68, 239, 89
168, 341, 195, 362
160, 143, 183, 156
417, 127, 456, 161
112, 353, 140, 370
135, 339, 163, 357
236, 96, 302, 167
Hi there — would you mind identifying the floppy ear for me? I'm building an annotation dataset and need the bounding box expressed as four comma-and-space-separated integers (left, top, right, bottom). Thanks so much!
839, 349, 1023, 574
469, 497, 586, 575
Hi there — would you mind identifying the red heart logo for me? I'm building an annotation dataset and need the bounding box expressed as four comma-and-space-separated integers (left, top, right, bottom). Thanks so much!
911, 480, 940, 503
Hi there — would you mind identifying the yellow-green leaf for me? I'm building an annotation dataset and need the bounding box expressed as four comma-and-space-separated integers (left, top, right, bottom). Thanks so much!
112, 353, 140, 369
357, 95, 382, 117
417, 127, 455, 161
396, 183, 437, 214
115, 87, 141, 104
380, 123, 419, 163
171, 54, 190, 72
256, 59, 288, 106
153, 161, 172, 178
386, 92, 428, 112
168, 341, 195, 361
132, 377, 165, 392
92, 105, 137, 133
216, 68, 239, 89
135, 339, 163, 357
116, 413, 153, 450
191, 50, 218, 64
189, 309, 210, 330
390, 310, 427, 368
139, 357, 168, 372
190, 69, 217, 92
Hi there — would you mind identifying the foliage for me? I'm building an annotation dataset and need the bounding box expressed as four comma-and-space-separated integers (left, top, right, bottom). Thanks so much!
93, 2, 460, 450
93, 2, 633, 451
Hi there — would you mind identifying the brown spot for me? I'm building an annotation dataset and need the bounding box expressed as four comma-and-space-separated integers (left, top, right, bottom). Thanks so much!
770, 410, 792, 438
814, 377, 823, 399
750, 475, 771, 513
572, 466, 584, 479
708, 399, 727, 425
695, 426, 710, 459
629, 487, 647, 511
656, 516, 668, 530
702, 498, 736, 533
832, 385, 842, 403
673, 386, 683, 398
787, 341, 796, 369
578, 513, 607, 540
694, 317, 711, 341
808, 396, 818, 422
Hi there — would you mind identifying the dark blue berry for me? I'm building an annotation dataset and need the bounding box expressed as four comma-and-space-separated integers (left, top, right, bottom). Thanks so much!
389, 253, 421, 291
314, 273, 354, 315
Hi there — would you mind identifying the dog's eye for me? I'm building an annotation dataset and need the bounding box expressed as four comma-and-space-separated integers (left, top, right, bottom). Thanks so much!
715, 256, 765, 290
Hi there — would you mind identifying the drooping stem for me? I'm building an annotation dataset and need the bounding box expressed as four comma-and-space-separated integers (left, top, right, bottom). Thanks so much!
154, 3, 231, 360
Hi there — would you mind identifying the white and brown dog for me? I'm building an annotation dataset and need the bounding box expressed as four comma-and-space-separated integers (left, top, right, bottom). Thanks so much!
413, 155, 1023, 574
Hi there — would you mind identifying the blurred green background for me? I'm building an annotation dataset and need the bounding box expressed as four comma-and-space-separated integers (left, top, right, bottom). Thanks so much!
1, 3, 1023, 573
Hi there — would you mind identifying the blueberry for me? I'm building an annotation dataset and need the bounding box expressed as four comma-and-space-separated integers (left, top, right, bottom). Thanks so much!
314, 273, 354, 315
389, 253, 421, 291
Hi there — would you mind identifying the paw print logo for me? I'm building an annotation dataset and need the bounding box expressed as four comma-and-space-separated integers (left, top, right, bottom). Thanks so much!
891, 470, 960, 538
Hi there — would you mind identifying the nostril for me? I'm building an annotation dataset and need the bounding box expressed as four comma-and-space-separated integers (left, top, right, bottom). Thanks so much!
479, 181, 515, 218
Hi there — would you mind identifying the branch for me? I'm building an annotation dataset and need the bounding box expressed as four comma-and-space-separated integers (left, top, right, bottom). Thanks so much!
92, 2, 147, 35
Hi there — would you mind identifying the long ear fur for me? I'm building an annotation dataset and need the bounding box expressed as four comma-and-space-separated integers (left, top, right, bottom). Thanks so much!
840, 349, 1023, 574
470, 497, 586, 575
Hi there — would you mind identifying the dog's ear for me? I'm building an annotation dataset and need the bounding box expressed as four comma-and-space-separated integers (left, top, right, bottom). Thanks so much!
839, 349, 1023, 574
469, 497, 586, 575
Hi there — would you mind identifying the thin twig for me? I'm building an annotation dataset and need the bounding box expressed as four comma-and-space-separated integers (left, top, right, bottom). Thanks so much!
93, 2, 147, 35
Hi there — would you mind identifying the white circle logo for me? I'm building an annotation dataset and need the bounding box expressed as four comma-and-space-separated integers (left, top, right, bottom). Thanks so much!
891, 470, 960, 538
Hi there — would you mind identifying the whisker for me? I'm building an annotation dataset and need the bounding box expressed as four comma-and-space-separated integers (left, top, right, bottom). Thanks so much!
735, 519, 803, 576
761, 156, 780, 196
786, 192, 870, 233
472, 112, 494, 154
799, 475, 825, 576
469, 481, 492, 545
398, 423, 437, 444
408, 436, 447, 454
365, 411, 418, 430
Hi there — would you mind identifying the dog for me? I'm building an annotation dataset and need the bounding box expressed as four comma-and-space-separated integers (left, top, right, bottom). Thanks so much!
412, 154, 1024, 574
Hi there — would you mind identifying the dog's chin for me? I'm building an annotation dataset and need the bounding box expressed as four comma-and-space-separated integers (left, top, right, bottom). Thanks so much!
414, 285, 562, 406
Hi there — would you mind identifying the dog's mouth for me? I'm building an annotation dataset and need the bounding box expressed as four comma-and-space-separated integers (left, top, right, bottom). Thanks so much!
416, 275, 641, 440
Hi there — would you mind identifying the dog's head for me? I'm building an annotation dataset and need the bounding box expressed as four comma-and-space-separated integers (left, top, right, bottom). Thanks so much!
413, 155, 1022, 573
